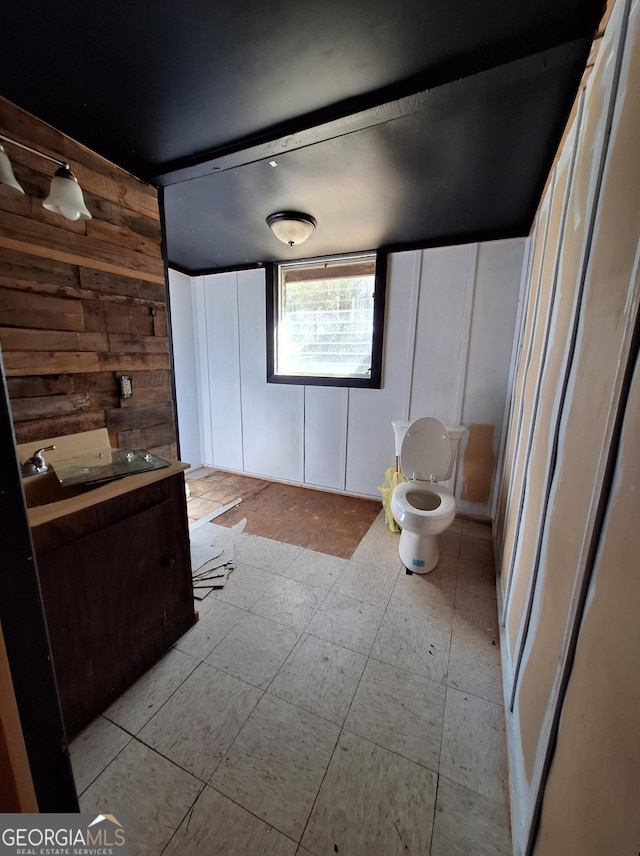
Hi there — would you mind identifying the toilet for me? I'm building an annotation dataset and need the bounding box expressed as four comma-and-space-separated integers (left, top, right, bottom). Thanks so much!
390, 417, 466, 573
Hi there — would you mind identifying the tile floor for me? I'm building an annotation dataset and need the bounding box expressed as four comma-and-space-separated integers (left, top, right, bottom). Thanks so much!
70, 497, 512, 856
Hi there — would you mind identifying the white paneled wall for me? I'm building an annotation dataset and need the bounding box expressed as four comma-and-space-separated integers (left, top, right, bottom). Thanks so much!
304, 386, 348, 490
458, 240, 528, 509
345, 252, 420, 496
237, 269, 304, 481
170, 237, 525, 517
409, 244, 475, 422
465, 241, 528, 426
202, 272, 243, 471
168, 269, 201, 468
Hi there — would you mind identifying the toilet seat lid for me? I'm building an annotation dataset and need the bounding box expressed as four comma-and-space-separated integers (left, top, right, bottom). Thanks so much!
400, 417, 451, 481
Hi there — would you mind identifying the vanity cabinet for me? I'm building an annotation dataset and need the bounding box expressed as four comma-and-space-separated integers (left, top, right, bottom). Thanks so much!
30, 469, 196, 740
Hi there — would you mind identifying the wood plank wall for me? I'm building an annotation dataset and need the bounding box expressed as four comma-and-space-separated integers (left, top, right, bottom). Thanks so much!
0, 97, 177, 458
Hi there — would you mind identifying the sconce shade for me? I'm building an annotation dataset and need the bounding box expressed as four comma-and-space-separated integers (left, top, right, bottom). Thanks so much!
43, 165, 92, 221
267, 211, 317, 246
0, 145, 25, 197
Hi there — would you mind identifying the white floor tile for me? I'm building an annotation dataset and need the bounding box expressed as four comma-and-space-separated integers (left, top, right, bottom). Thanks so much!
194, 594, 217, 615
163, 784, 296, 856
302, 730, 437, 856
103, 647, 199, 734
388, 556, 457, 618
70, 716, 131, 795
251, 576, 327, 631
243, 536, 304, 574
306, 591, 384, 655
282, 549, 347, 590
208, 561, 280, 610
439, 527, 461, 558
447, 590, 503, 704
80, 739, 202, 856
431, 776, 512, 856
74, 482, 511, 851
206, 612, 300, 689
197, 525, 258, 559
350, 511, 403, 570
371, 606, 452, 684
231, 531, 263, 562
138, 662, 261, 781
344, 658, 445, 770
211, 694, 339, 840
456, 556, 498, 599
440, 687, 509, 804
269, 634, 366, 725
189, 519, 231, 549
461, 519, 493, 541
459, 534, 495, 566
173, 599, 246, 661
332, 558, 400, 606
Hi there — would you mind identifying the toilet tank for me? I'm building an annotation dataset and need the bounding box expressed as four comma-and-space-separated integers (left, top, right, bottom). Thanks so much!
443, 424, 466, 480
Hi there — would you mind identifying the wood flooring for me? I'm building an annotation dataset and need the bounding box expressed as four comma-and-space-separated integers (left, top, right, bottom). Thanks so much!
186, 469, 380, 560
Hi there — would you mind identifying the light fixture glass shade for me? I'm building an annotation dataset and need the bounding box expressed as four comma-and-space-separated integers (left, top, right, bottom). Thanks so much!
267, 211, 317, 246
43, 166, 92, 221
0, 145, 25, 197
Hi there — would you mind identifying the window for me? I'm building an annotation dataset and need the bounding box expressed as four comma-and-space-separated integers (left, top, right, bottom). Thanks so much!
266, 251, 387, 388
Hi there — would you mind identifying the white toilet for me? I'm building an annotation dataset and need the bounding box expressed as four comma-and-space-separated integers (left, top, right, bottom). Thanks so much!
390, 417, 466, 573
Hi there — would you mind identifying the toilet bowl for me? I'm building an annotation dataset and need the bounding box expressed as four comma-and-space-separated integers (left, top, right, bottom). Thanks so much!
390, 417, 465, 573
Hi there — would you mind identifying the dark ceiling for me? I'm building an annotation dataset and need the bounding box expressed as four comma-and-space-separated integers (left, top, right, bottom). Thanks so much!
1, 0, 604, 273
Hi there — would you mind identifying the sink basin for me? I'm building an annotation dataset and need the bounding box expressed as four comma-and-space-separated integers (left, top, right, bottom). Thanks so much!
22, 448, 169, 509
22, 471, 92, 508
52, 448, 169, 486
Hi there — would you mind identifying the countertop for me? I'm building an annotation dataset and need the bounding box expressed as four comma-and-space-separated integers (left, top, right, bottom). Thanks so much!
26, 460, 190, 529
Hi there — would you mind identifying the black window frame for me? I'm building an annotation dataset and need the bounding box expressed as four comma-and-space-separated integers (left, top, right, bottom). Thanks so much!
266, 250, 387, 389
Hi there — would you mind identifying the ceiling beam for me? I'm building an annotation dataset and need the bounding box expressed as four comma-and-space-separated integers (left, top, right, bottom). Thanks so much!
154, 39, 590, 191
153, 89, 432, 188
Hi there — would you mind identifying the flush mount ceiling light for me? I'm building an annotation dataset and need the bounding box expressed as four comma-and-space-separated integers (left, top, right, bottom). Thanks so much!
0, 133, 92, 220
267, 211, 317, 247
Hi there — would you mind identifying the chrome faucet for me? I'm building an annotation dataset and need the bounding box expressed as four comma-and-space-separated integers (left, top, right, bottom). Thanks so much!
21, 445, 56, 477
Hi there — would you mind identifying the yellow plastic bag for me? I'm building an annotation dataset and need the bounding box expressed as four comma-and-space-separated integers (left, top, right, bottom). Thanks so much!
378, 467, 405, 532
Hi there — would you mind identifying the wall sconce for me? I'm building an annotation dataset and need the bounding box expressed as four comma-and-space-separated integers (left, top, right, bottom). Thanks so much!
0, 133, 92, 221
267, 211, 316, 247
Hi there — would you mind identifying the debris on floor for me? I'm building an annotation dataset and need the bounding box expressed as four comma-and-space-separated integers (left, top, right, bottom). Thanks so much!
190, 540, 236, 599
193, 562, 232, 592
189, 510, 239, 599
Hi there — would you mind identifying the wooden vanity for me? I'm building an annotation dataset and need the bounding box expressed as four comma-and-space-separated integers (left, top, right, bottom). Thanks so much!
21, 432, 196, 740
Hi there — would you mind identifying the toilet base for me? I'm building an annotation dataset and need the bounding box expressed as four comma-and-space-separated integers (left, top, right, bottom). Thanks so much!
398, 529, 440, 574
